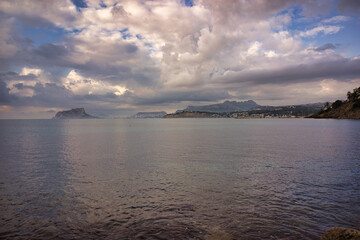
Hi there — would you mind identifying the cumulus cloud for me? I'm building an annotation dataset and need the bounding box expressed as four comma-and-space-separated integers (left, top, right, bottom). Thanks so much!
62, 70, 128, 96
0, 0, 359, 117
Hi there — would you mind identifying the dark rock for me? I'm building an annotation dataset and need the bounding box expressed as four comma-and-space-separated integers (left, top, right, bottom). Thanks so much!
52, 108, 97, 119
321, 227, 360, 240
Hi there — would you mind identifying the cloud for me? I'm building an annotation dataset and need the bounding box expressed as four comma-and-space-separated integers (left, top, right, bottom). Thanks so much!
321, 15, 351, 23
132, 89, 231, 106
299, 25, 342, 37
62, 70, 128, 96
221, 58, 360, 86
312, 43, 337, 52
0, 0, 79, 29
1, 0, 360, 117
0, 17, 18, 58
338, 0, 360, 14
0, 80, 12, 103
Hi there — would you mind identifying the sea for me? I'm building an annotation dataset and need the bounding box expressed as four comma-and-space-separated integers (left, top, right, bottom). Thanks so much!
0, 118, 359, 239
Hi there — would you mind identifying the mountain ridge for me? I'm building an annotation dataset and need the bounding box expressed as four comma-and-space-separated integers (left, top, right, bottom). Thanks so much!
131, 111, 167, 118
179, 100, 260, 113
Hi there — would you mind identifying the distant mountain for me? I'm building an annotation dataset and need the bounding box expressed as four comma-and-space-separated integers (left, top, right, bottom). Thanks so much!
53, 108, 97, 119
165, 111, 225, 118
310, 87, 360, 119
166, 102, 324, 118
240, 103, 324, 118
132, 111, 167, 118
180, 100, 260, 113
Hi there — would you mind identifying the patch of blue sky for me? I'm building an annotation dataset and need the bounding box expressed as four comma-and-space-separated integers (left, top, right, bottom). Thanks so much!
119, 28, 132, 40
71, 0, 87, 11
309, 21, 360, 57
99, 1, 107, 8
182, 0, 194, 7
119, 28, 129, 33
144, 42, 156, 55
286, 5, 320, 31
20, 26, 66, 46
145, 42, 153, 48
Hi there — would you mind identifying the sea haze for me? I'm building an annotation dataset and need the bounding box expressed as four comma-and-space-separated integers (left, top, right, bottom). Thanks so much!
0, 118, 359, 239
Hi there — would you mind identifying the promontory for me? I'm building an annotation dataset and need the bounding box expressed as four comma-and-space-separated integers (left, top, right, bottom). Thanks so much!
52, 108, 97, 119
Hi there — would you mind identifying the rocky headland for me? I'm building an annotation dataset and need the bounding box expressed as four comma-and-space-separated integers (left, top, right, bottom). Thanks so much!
132, 111, 167, 118
53, 108, 97, 119
310, 87, 360, 119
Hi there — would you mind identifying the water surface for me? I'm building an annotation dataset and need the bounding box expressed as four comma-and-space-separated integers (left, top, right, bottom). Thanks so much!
0, 118, 359, 239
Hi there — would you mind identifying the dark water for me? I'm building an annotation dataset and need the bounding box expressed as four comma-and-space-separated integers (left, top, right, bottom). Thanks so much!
0, 118, 359, 239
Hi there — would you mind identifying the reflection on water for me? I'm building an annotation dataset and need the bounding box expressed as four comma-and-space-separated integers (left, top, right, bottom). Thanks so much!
0, 118, 359, 239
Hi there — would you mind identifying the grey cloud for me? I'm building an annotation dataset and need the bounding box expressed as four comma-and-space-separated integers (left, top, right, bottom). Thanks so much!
125, 44, 138, 54
0, 80, 12, 103
223, 58, 360, 85
0, 0, 79, 29
23, 83, 73, 107
0, 71, 37, 81
6, 38, 154, 87
313, 43, 337, 51
73, 92, 119, 101
33, 43, 69, 59
2, 79, 129, 109
111, 5, 128, 17
338, 0, 360, 14
133, 89, 231, 106
13, 83, 24, 89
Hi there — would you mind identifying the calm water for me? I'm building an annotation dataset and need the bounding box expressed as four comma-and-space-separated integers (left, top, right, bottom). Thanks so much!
0, 118, 359, 239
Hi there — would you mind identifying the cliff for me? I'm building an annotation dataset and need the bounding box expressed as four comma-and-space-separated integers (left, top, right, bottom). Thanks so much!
310, 87, 360, 119
132, 111, 167, 118
53, 108, 97, 119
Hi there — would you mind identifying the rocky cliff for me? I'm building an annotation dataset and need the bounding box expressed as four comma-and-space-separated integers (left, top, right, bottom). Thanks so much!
53, 108, 97, 119
310, 87, 360, 119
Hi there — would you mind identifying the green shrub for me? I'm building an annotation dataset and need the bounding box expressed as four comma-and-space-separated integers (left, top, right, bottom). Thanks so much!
331, 100, 343, 109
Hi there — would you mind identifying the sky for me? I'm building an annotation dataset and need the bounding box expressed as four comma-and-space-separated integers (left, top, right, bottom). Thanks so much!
0, 0, 360, 118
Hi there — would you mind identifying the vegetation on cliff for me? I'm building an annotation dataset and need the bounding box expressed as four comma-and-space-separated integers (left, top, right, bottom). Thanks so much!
310, 86, 360, 119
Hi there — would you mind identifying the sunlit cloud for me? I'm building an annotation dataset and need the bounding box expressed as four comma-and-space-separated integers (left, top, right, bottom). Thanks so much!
0, 0, 359, 118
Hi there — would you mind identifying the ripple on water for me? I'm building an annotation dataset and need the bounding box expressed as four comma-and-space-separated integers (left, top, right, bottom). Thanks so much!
0, 119, 359, 239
